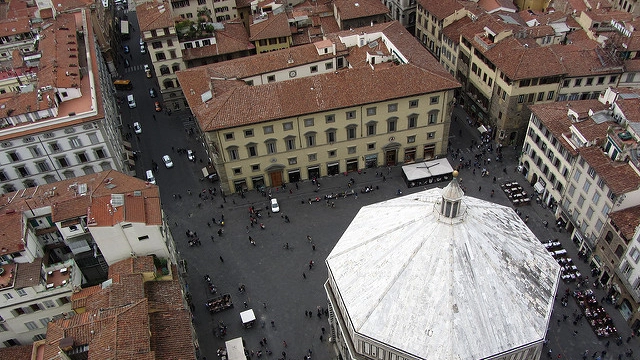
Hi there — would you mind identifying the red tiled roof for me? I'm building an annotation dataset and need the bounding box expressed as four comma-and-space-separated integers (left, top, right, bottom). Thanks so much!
14, 258, 43, 289
416, 0, 464, 20
578, 146, 640, 195
182, 21, 254, 61
41, 257, 196, 360
250, 12, 291, 41
0, 345, 35, 359
528, 100, 607, 156
108, 256, 156, 279
38, 13, 81, 90
137, 0, 175, 33
572, 114, 611, 142
0, 211, 25, 254
71, 284, 102, 309
333, 0, 389, 20
0, 171, 162, 252
185, 64, 459, 132
441, 15, 473, 44
0, 17, 31, 38
484, 37, 566, 80
609, 204, 640, 240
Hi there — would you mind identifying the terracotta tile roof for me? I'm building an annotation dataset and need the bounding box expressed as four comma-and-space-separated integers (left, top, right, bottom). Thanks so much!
0, 16, 31, 38
609, 204, 640, 240
38, 13, 82, 90
549, 43, 623, 77
614, 89, 640, 121
333, 0, 389, 20
441, 15, 473, 43
528, 100, 607, 156
45, 0, 94, 12
182, 21, 254, 61
250, 12, 291, 41
416, 0, 464, 20
14, 258, 43, 289
0, 211, 25, 254
345, 36, 390, 67
484, 37, 566, 80
137, 0, 175, 33
41, 256, 195, 360
236, 0, 254, 8
192, 64, 459, 131
529, 24, 556, 38
189, 42, 334, 79
71, 284, 102, 309
108, 256, 156, 278
0, 171, 161, 252
572, 115, 611, 142
585, 8, 634, 27
578, 146, 640, 195
319, 14, 341, 33
477, 0, 517, 12
0, 345, 34, 359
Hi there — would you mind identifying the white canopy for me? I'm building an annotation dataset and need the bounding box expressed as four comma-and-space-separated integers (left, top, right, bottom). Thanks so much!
402, 159, 454, 184
240, 309, 256, 324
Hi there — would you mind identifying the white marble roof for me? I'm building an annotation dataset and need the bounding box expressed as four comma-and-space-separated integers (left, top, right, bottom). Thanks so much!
326, 188, 560, 360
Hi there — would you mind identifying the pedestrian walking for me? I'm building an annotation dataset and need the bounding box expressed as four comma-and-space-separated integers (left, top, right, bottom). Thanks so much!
312, 244, 316, 251
478, 186, 482, 192
305, 310, 308, 316
244, 301, 248, 308
282, 341, 287, 347
321, 327, 325, 334
303, 272, 306, 279
219, 256, 224, 263
307, 235, 312, 242
320, 335, 323, 342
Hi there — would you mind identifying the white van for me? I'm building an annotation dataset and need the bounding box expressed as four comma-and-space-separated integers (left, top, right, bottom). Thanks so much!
145, 170, 156, 184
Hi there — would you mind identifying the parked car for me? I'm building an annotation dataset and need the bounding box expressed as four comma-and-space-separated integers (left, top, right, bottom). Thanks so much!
127, 94, 136, 108
162, 155, 173, 168
123, 45, 130, 54
154, 102, 162, 112
133, 122, 142, 134
149, 88, 156, 98
187, 150, 195, 162
271, 198, 280, 213
140, 45, 146, 54
144, 64, 152, 78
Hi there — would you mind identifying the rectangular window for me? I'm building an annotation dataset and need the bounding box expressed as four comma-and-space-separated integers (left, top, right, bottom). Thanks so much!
267, 75, 275, 83
224, 133, 234, 140
346, 111, 356, 119
233, 168, 242, 175
407, 135, 416, 143
43, 300, 55, 308
266, 142, 277, 154
328, 150, 337, 157
76, 152, 89, 163
325, 62, 333, 70
388, 120, 396, 132
288, 157, 297, 165
25, 321, 38, 331
306, 134, 315, 147
310, 65, 318, 73
409, 99, 419, 108
408, 115, 417, 128
228, 149, 239, 160
327, 131, 336, 143
244, 129, 254, 138
304, 118, 314, 127
8, 151, 19, 162
248, 145, 257, 157
388, 103, 398, 112
586, 207, 594, 220
366, 107, 376, 116
286, 138, 296, 150
28, 146, 42, 157
592, 192, 600, 205
427, 132, 435, 139
577, 195, 585, 208
537, 92, 544, 101
49, 142, 61, 153
347, 146, 356, 154
308, 153, 317, 161
283, 122, 293, 131
567, 184, 576, 197
263, 125, 274, 134
325, 114, 335, 123
16, 289, 27, 297
517, 95, 524, 103
36, 161, 50, 172
367, 123, 376, 136
347, 127, 356, 140
367, 143, 375, 150
582, 181, 591, 193
573, 169, 582, 182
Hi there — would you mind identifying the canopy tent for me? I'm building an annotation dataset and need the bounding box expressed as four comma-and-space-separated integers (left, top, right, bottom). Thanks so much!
240, 309, 256, 328
478, 125, 488, 133
402, 159, 454, 187
225, 337, 245, 360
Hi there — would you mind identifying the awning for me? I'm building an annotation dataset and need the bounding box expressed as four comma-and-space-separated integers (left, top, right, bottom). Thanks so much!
534, 182, 545, 193
478, 125, 488, 134
240, 309, 256, 324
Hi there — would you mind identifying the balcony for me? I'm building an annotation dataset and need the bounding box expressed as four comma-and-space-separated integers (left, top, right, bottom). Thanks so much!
0, 263, 16, 289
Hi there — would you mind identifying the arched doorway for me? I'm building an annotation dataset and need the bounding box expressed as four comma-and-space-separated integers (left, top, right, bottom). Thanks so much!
383, 142, 401, 166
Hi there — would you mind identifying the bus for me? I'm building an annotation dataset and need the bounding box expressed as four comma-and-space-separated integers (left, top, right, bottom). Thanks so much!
113, 79, 132, 90
120, 20, 130, 40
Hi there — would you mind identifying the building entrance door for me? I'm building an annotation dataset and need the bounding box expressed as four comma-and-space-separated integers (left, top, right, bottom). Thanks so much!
385, 149, 397, 166
269, 171, 283, 187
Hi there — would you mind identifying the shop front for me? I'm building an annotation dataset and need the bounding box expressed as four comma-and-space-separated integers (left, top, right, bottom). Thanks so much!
327, 162, 340, 176
345, 158, 358, 172
288, 169, 301, 183
233, 179, 247, 192
308, 165, 320, 180
251, 176, 265, 190
383, 142, 401, 166
364, 154, 378, 168
404, 147, 416, 163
